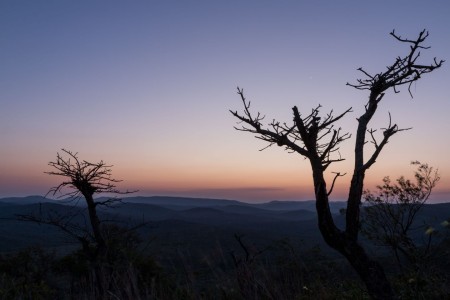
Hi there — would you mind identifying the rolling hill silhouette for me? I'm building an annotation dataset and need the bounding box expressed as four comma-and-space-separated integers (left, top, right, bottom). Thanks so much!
0, 196, 448, 256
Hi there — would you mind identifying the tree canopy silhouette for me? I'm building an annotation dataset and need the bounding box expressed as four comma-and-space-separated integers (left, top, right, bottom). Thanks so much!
230, 30, 444, 300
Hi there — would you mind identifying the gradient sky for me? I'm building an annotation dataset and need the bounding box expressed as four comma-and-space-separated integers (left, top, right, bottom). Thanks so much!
1, 1, 449, 202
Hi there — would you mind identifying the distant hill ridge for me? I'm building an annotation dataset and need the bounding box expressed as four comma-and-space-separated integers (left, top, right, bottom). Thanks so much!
0, 195, 325, 211
0, 195, 52, 205
1, 195, 448, 215
0, 195, 448, 253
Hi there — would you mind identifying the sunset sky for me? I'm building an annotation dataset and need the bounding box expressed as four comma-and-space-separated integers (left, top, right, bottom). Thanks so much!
1, 1, 449, 202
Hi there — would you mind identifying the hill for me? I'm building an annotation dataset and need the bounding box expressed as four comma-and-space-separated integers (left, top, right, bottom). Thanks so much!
0, 195, 448, 256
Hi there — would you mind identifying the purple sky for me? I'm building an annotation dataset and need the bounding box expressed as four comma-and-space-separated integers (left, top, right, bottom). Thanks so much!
1, 1, 449, 202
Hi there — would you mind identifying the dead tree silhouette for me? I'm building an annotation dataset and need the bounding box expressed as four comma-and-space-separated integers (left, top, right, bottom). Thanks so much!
230, 30, 443, 299
19, 149, 135, 298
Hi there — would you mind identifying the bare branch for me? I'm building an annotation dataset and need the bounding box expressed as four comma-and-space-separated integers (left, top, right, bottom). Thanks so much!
347, 29, 444, 98
363, 113, 412, 171
328, 172, 346, 196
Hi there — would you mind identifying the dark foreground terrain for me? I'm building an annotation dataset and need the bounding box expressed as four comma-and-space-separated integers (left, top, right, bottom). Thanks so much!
0, 196, 449, 299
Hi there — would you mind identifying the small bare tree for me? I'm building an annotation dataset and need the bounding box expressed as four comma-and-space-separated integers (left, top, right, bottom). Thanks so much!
20, 149, 134, 297
44, 149, 133, 254
363, 161, 440, 272
230, 30, 443, 299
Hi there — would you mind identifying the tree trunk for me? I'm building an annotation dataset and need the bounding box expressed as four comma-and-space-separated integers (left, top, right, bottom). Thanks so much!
83, 192, 107, 255
311, 162, 395, 299
339, 237, 394, 300
82, 191, 108, 297
317, 212, 395, 299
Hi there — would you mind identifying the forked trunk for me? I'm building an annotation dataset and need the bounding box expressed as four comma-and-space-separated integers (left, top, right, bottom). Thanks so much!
312, 163, 395, 299
317, 212, 395, 299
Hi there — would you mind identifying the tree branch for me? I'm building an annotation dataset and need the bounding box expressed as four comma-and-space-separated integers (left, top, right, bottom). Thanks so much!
328, 172, 346, 196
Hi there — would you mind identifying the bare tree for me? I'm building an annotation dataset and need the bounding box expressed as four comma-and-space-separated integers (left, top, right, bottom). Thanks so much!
362, 161, 440, 272
45, 149, 133, 254
230, 30, 443, 299
20, 149, 135, 298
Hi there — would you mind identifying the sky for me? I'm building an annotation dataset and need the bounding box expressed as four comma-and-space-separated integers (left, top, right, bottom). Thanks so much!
1, 1, 449, 203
